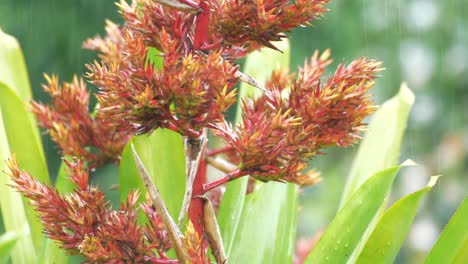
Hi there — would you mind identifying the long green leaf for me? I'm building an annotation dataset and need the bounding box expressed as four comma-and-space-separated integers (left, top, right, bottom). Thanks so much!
38, 241, 69, 264
425, 196, 468, 264
335, 84, 414, 262
0, 30, 62, 263
0, 231, 18, 264
119, 129, 186, 219
217, 39, 291, 258
0, 82, 49, 248
305, 165, 405, 263
0, 29, 43, 155
0, 28, 32, 102
358, 176, 440, 263
229, 183, 299, 263
0, 105, 36, 263
339, 83, 414, 207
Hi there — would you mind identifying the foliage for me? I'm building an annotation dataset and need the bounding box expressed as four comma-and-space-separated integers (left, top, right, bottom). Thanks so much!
0, 1, 466, 264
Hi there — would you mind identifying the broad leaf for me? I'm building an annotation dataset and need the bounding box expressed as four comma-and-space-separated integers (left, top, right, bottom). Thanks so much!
425, 197, 468, 264
0, 29, 43, 154
340, 83, 414, 207
0, 28, 32, 101
217, 39, 292, 257
305, 165, 405, 263
0, 231, 18, 264
229, 183, 299, 263
0, 105, 36, 263
0, 30, 63, 263
119, 129, 186, 219
358, 176, 440, 263
336, 84, 414, 261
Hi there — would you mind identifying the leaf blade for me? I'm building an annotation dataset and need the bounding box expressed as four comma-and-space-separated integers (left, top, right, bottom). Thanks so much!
305, 165, 404, 263
217, 40, 291, 258
425, 196, 468, 264
340, 83, 415, 208
119, 130, 186, 219
0, 102, 37, 263
0, 232, 18, 264
357, 176, 440, 264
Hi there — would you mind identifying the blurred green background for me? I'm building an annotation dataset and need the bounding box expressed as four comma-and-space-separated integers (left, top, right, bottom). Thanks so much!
0, 0, 466, 263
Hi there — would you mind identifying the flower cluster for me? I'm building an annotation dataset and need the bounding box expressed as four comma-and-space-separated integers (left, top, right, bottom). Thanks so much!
7, 0, 386, 261
84, 0, 330, 138
215, 50, 383, 185
211, 0, 329, 51
6, 155, 176, 263
31, 75, 131, 166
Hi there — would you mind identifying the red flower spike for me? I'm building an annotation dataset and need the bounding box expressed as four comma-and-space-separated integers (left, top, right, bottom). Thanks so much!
5, 155, 177, 263
31, 75, 131, 166
215, 50, 383, 185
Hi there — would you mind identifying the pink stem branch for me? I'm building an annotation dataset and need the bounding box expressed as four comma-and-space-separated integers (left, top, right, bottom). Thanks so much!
206, 146, 235, 156
203, 169, 248, 193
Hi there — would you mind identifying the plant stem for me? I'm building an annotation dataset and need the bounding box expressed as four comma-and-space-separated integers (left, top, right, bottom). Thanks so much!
193, 0, 210, 50
206, 146, 235, 156
206, 156, 237, 173
203, 169, 247, 193
188, 150, 208, 262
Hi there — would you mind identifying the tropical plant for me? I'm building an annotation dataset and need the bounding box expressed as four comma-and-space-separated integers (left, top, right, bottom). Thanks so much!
0, 0, 466, 263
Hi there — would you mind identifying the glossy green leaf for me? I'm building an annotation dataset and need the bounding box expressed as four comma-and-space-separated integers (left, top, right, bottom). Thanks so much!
358, 176, 440, 263
0, 82, 50, 248
0, 28, 32, 101
425, 196, 468, 264
340, 83, 414, 208
38, 240, 69, 264
305, 165, 404, 263
0, 82, 50, 185
217, 39, 291, 257
0, 30, 60, 262
0, 104, 36, 263
0, 29, 43, 154
119, 129, 186, 219
335, 84, 415, 262
229, 183, 299, 263
0, 231, 18, 264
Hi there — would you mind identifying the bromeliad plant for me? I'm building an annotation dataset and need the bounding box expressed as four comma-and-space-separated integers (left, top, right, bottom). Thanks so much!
1, 0, 467, 263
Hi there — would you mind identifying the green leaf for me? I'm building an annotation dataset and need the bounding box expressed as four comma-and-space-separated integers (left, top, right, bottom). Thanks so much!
0, 82, 50, 247
305, 165, 405, 263
0, 101, 36, 263
119, 129, 186, 219
0, 232, 18, 264
217, 39, 291, 257
340, 83, 414, 208
0, 82, 50, 185
336, 84, 414, 262
358, 176, 440, 263
0, 30, 58, 262
38, 240, 69, 264
229, 183, 299, 263
0, 29, 43, 156
0, 28, 32, 101
425, 196, 468, 264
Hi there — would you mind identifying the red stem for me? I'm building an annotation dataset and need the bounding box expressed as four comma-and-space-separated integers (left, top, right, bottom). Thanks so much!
188, 141, 208, 262
150, 258, 178, 264
206, 145, 234, 156
203, 169, 247, 193
193, 0, 210, 50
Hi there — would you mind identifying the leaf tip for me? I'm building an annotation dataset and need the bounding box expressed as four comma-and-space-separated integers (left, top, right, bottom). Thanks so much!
399, 82, 415, 105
